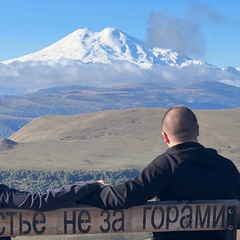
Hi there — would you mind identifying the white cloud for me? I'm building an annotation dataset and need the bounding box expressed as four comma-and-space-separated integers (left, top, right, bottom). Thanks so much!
146, 12, 205, 57
0, 59, 239, 95
146, 3, 228, 58
0, 61, 151, 91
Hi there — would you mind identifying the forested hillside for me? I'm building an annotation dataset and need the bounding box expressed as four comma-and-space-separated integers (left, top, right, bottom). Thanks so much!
0, 168, 139, 192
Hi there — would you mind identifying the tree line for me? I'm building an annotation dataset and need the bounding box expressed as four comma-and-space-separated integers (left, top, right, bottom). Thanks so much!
0, 168, 140, 193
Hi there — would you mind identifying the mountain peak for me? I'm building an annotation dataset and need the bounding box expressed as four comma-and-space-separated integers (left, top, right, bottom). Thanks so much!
1, 28, 209, 69
101, 27, 120, 34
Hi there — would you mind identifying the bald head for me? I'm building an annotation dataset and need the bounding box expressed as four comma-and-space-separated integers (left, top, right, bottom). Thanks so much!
161, 106, 199, 144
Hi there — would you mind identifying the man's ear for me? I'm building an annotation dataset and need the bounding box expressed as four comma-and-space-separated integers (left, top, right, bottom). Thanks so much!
162, 131, 170, 144
196, 124, 200, 137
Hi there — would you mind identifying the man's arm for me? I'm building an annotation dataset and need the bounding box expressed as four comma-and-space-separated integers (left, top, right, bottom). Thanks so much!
0, 181, 103, 211
79, 160, 175, 209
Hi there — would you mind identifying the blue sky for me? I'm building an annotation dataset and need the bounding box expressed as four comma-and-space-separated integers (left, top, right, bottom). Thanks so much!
1, 0, 240, 67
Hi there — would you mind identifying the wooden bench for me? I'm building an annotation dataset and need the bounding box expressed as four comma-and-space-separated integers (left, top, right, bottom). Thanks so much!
0, 200, 239, 239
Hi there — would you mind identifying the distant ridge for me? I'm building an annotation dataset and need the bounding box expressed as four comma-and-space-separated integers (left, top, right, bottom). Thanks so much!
0, 82, 239, 138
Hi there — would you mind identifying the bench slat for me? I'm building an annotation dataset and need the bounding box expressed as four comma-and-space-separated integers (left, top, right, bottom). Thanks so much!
0, 200, 239, 237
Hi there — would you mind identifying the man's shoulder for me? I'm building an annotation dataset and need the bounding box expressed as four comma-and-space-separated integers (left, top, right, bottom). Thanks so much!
217, 154, 238, 170
150, 151, 178, 170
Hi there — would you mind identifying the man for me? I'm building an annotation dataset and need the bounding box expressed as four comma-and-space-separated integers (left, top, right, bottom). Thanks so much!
0, 181, 103, 240
80, 106, 240, 240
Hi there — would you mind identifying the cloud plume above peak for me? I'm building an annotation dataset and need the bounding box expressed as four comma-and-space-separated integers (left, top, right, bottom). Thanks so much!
146, 3, 228, 58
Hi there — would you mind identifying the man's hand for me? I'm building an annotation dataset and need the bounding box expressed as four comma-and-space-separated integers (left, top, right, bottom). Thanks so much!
97, 180, 108, 185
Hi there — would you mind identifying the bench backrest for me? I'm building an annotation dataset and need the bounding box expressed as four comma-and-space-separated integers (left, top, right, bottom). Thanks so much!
0, 200, 239, 239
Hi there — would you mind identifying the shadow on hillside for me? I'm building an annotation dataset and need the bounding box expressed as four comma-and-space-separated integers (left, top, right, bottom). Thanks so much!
0, 138, 17, 150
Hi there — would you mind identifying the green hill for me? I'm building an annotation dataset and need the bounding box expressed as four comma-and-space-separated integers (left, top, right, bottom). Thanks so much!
0, 107, 238, 171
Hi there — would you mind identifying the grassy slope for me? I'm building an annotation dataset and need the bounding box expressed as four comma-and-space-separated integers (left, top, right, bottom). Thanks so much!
0, 107, 238, 171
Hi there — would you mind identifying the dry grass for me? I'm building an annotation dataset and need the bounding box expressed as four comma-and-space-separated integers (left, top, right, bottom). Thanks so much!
0, 107, 239, 171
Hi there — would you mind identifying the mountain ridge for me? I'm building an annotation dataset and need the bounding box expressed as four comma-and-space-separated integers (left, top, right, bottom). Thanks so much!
0, 81, 239, 139
0, 27, 214, 69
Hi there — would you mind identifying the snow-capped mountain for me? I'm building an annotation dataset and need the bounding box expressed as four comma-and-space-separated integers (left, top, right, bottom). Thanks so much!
0, 27, 240, 94
3, 28, 207, 69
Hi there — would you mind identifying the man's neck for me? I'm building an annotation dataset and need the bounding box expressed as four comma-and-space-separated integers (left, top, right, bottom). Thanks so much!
167, 139, 198, 148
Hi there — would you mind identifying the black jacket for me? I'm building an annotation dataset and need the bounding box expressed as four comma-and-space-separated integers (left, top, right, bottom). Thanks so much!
81, 142, 240, 240
0, 181, 102, 211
